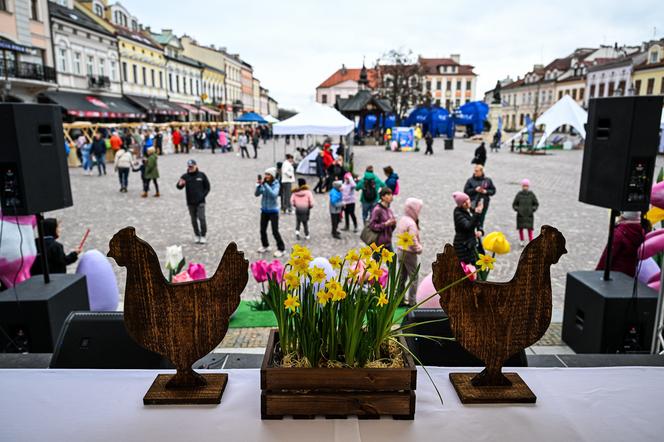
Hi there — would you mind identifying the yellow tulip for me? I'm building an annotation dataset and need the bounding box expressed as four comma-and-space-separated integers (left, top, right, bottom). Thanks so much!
482, 231, 511, 255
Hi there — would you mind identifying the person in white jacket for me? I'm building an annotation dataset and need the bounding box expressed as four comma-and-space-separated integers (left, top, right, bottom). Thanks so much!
114, 146, 134, 193
280, 154, 295, 214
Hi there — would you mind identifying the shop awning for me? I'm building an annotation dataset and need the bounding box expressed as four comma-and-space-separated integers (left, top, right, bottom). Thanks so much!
201, 105, 221, 116
40, 91, 145, 119
176, 103, 204, 115
125, 95, 187, 116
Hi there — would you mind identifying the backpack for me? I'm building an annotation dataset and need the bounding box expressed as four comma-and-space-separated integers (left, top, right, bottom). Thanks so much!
364, 179, 377, 202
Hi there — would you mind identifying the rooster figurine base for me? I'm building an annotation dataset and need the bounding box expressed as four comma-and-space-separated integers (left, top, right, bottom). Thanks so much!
432, 225, 567, 404
107, 227, 248, 405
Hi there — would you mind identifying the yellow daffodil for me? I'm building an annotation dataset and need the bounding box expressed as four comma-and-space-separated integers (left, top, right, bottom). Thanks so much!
316, 290, 331, 306
284, 294, 300, 312
345, 248, 359, 263
396, 231, 415, 250
380, 248, 395, 264
370, 242, 383, 253
359, 246, 373, 261
366, 260, 383, 282
308, 266, 326, 284
476, 253, 497, 272
348, 264, 361, 279
647, 206, 664, 225
331, 288, 347, 302
329, 255, 342, 269
376, 291, 389, 307
482, 231, 511, 255
284, 271, 300, 289
288, 256, 310, 275
325, 279, 341, 292
291, 244, 312, 261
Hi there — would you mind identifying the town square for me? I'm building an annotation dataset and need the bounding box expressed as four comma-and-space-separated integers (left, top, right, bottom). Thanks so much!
1, 0, 664, 440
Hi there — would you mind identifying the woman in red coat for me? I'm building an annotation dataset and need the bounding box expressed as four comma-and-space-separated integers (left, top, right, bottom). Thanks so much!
172, 128, 182, 153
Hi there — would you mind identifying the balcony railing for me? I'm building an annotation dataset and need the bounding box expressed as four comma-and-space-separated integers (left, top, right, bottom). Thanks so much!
88, 75, 111, 90
0, 60, 56, 83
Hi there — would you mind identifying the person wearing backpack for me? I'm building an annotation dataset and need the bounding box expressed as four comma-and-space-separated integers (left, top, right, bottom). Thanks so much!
355, 165, 385, 224
383, 166, 399, 195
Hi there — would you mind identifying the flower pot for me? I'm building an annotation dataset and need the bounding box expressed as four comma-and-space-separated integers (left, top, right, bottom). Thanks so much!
260, 329, 417, 419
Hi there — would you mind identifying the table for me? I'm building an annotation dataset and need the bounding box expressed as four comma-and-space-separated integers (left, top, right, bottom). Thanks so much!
1, 367, 662, 441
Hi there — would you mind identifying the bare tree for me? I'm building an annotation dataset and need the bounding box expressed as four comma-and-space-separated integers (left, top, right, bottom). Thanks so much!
375, 49, 425, 123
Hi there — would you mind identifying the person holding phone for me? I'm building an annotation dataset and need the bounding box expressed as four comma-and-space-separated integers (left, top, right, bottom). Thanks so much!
176, 159, 211, 244
452, 191, 484, 266
255, 167, 285, 257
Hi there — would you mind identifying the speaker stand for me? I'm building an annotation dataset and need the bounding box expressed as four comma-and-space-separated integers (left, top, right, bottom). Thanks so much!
35, 213, 50, 284
602, 209, 619, 282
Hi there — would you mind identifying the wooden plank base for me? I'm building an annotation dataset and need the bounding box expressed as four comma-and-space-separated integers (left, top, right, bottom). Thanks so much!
261, 391, 415, 420
143, 373, 228, 405
449, 372, 536, 404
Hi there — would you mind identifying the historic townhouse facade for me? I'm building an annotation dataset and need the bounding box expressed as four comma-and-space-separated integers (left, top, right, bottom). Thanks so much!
419, 55, 477, 108
0, 0, 56, 102
316, 64, 379, 107
240, 60, 253, 112
632, 40, 664, 99
179, 35, 227, 119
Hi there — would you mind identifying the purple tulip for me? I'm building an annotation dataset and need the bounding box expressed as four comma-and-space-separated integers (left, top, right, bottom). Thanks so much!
267, 259, 285, 284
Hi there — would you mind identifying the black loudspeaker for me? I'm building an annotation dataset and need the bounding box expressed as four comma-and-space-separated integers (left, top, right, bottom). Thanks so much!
562, 271, 658, 353
402, 308, 527, 367
50, 311, 172, 369
579, 96, 663, 211
444, 138, 454, 150
0, 274, 89, 352
0, 103, 73, 216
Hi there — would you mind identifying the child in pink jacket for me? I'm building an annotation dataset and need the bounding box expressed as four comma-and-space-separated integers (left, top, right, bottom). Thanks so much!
290, 178, 314, 240
395, 197, 423, 305
341, 172, 358, 232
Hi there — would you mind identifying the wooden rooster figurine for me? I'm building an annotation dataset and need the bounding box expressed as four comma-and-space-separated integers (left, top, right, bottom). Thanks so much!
108, 227, 248, 404
432, 225, 566, 403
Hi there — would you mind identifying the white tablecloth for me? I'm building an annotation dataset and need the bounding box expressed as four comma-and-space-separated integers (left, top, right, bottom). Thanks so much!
0, 367, 662, 442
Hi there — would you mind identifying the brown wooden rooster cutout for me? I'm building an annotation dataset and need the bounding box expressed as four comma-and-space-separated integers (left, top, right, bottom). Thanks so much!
432, 225, 566, 404
108, 227, 248, 405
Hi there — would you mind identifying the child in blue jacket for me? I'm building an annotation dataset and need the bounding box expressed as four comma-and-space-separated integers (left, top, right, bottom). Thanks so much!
329, 180, 343, 239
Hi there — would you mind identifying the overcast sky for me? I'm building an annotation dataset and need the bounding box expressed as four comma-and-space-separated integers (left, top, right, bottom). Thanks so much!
124, 0, 663, 111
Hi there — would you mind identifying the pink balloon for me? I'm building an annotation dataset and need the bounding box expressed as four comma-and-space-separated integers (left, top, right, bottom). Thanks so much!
415, 273, 441, 308
651, 181, 664, 209
649, 280, 660, 291
638, 233, 664, 260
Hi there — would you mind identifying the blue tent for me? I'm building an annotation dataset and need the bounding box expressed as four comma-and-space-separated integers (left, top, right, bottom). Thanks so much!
236, 112, 267, 123
363, 113, 396, 132
403, 106, 450, 136
454, 101, 489, 136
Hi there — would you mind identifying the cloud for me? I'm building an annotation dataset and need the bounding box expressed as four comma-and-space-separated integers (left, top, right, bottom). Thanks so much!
122, 0, 663, 110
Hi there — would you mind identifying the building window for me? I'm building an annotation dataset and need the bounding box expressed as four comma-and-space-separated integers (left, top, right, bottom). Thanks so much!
456, 80, 461, 90
634, 80, 641, 95
196, 80, 199, 96
608, 82, 615, 97
0, 0, 7, 12
660, 77, 664, 94
176, 75, 180, 92
558, 91, 563, 100
159, 72, 163, 89
589, 84, 595, 98
142, 67, 147, 86
466, 80, 471, 90
109, 60, 116, 81
571, 89, 577, 100
121, 62, 127, 81
436, 80, 442, 90
30, 0, 38, 20
57, 48, 67, 72
425, 80, 431, 91
650, 51, 660, 64
169, 73, 173, 91
446, 80, 451, 90
131, 20, 138, 32
86, 55, 94, 76
519, 114, 524, 126
132, 64, 137, 83
579, 88, 584, 101
189, 78, 193, 95
183, 77, 187, 94
618, 80, 626, 94
646, 78, 655, 95
321, 94, 327, 104
93, 3, 103, 16
98, 58, 105, 77
151, 69, 155, 87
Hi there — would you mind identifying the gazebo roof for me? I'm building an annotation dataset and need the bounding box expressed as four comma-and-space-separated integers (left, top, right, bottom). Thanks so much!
337, 90, 392, 113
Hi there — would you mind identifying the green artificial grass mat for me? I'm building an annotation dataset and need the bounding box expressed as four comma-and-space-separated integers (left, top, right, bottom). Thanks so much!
229, 301, 409, 328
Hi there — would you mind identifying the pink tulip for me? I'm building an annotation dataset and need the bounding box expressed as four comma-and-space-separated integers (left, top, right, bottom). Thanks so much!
460, 262, 477, 281
172, 270, 193, 283
187, 262, 207, 281
250, 260, 269, 283
266, 259, 284, 284
378, 268, 389, 288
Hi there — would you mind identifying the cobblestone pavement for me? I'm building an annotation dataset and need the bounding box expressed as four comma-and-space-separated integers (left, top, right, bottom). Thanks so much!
53, 137, 664, 346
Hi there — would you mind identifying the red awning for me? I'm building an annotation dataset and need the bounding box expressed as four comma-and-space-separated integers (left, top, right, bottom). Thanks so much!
41, 91, 145, 119
176, 103, 204, 115
202, 106, 221, 116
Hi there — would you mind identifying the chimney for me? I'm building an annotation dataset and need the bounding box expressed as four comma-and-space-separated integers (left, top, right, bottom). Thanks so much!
341, 64, 347, 75
533, 64, 543, 70
450, 54, 460, 64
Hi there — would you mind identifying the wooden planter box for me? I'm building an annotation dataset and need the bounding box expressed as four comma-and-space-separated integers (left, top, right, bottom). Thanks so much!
260, 329, 417, 419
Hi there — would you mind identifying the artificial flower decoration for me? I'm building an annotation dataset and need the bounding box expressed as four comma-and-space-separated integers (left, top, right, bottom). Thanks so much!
284, 270, 300, 289
460, 262, 477, 281
284, 294, 300, 312
482, 231, 511, 255
376, 291, 388, 307
186, 262, 207, 281
380, 248, 395, 264
172, 270, 193, 283
476, 253, 497, 272
308, 266, 327, 284
329, 255, 342, 269
250, 260, 269, 283
396, 231, 415, 250
165, 245, 184, 271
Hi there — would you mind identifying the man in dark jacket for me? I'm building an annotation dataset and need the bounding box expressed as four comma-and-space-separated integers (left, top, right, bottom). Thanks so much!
155, 129, 163, 155
313, 150, 326, 194
463, 164, 496, 229
31, 218, 81, 275
424, 132, 434, 155
177, 159, 211, 244
452, 192, 484, 265
90, 131, 107, 176
471, 142, 487, 165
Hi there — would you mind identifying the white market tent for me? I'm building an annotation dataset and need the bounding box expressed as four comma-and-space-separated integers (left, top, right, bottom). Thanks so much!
263, 114, 280, 124
535, 95, 588, 148
273, 103, 354, 136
